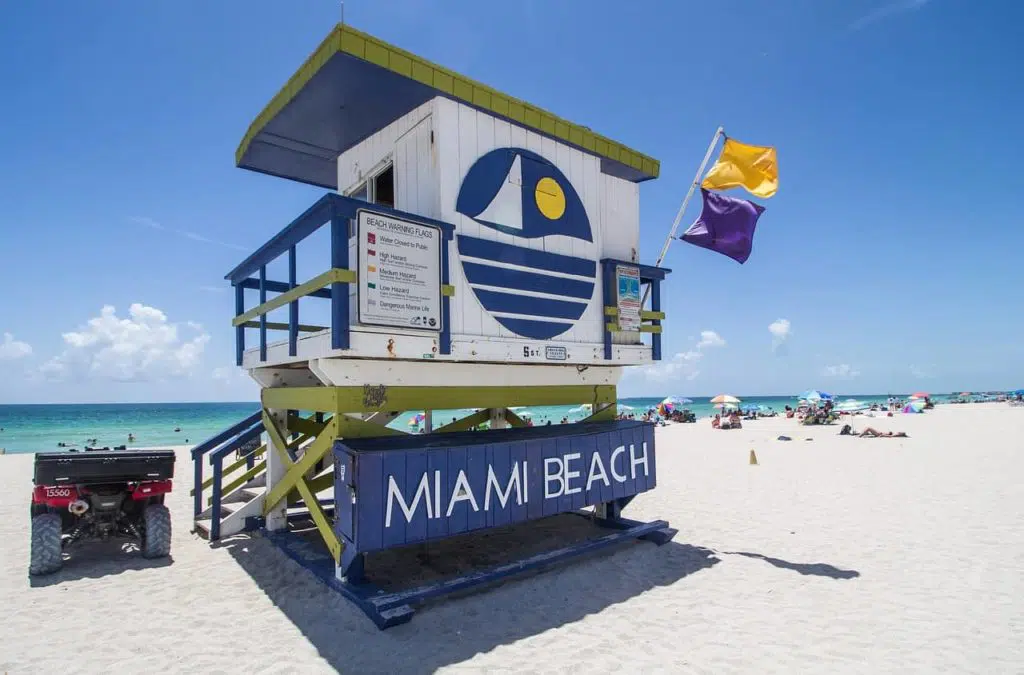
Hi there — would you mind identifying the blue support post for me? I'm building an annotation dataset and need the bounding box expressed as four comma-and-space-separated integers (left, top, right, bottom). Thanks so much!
288, 246, 298, 357
210, 458, 223, 540
602, 261, 614, 360
440, 235, 451, 354
330, 211, 350, 350
651, 279, 662, 361
193, 456, 203, 518
234, 284, 244, 366
259, 265, 268, 362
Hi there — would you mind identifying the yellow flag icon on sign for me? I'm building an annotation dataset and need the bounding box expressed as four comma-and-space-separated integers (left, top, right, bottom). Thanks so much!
702, 138, 778, 199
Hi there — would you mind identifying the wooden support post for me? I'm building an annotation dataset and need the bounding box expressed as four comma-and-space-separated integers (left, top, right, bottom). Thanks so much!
489, 408, 508, 430
264, 408, 289, 531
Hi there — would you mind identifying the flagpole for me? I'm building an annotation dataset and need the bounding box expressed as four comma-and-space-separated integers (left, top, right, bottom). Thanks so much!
641, 125, 724, 306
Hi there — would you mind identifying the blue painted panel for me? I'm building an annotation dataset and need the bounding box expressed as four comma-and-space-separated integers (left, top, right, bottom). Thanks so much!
426, 449, 449, 540
335, 450, 355, 540
457, 235, 596, 277
474, 289, 587, 321
445, 446, 468, 535
354, 452, 383, 551
334, 421, 656, 553
460, 261, 594, 299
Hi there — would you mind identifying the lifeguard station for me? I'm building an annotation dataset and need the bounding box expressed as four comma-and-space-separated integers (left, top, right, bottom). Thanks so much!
190, 24, 674, 628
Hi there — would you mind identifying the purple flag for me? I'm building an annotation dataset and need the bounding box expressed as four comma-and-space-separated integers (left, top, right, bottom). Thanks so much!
680, 189, 764, 264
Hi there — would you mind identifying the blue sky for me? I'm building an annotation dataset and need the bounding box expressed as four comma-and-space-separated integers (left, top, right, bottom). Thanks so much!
1, 0, 1021, 403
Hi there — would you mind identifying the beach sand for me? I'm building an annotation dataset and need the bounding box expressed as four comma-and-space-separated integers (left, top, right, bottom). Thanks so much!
1, 403, 1021, 673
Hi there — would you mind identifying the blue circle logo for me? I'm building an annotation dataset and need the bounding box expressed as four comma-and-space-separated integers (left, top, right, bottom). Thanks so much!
455, 148, 596, 340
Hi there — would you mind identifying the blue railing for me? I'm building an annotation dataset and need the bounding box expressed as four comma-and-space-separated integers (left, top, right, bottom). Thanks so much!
224, 193, 456, 366
600, 259, 670, 361
190, 411, 262, 518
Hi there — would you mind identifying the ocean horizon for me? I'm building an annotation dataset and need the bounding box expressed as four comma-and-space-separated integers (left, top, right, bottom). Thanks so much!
0, 392, 976, 455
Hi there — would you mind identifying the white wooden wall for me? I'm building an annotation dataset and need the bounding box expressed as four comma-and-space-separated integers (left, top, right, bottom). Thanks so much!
334, 96, 644, 349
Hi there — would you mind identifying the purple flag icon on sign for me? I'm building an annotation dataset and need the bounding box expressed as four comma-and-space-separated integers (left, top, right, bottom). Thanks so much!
680, 188, 765, 264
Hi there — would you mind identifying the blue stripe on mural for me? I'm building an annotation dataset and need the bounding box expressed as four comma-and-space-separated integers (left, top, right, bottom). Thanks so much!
461, 262, 594, 299
475, 289, 588, 320
493, 316, 574, 340
457, 235, 596, 278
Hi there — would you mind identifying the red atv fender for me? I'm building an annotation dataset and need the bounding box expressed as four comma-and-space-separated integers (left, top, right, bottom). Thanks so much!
32, 480, 173, 509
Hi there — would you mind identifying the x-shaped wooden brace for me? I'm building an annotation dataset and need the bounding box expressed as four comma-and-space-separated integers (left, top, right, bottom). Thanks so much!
261, 410, 343, 562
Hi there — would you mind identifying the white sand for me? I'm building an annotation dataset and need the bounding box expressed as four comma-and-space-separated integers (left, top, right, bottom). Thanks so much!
1, 403, 1022, 673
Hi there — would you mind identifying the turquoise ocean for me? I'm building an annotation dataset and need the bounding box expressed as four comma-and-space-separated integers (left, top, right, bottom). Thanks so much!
0, 394, 936, 455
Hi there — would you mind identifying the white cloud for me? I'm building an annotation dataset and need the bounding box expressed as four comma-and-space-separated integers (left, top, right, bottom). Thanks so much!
822, 364, 861, 379
850, 0, 929, 31
128, 216, 249, 252
40, 304, 210, 382
768, 318, 791, 350
696, 330, 726, 349
0, 333, 32, 360
212, 366, 249, 384
628, 330, 725, 382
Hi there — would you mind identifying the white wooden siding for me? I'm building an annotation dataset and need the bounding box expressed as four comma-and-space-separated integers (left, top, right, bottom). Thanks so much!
331, 95, 648, 360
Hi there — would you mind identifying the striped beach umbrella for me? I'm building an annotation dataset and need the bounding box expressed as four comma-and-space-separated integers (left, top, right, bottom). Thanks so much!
710, 394, 741, 405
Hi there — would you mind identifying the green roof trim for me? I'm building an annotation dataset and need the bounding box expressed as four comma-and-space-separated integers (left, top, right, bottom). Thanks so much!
235, 24, 659, 183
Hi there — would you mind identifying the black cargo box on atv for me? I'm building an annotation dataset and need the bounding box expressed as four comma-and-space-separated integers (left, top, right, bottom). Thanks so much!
33, 449, 176, 485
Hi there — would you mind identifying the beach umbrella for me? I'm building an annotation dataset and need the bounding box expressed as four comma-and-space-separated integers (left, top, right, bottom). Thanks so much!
836, 399, 868, 413
902, 400, 925, 413
408, 412, 425, 426
797, 390, 832, 401
910, 392, 929, 399
711, 394, 741, 404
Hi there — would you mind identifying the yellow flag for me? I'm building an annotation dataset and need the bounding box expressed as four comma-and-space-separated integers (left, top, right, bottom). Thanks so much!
702, 138, 778, 199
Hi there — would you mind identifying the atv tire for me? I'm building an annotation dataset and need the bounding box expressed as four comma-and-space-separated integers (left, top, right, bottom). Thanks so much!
142, 504, 171, 558
29, 512, 63, 575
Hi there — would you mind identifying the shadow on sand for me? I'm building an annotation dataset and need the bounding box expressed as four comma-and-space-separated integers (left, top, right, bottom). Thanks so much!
721, 551, 860, 579
218, 516, 720, 673
29, 540, 173, 587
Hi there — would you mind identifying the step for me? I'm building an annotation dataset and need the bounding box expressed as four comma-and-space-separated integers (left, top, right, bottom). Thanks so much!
193, 519, 211, 540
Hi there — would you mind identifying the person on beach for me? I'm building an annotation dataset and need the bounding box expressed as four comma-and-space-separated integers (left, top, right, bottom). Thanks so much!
841, 424, 907, 438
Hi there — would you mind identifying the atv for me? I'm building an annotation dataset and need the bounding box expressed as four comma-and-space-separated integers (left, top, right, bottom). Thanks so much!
30, 447, 176, 575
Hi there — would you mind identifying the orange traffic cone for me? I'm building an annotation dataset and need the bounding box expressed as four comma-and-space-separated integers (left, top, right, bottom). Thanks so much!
749, 449, 758, 465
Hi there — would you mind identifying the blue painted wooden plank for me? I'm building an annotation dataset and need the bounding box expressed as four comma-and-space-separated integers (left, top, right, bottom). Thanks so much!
492, 442, 513, 528
358, 451, 384, 552
381, 451, 409, 548
445, 446, 468, 535
288, 246, 298, 357
465, 446, 487, 532
234, 284, 245, 366
570, 434, 589, 512
426, 449, 448, 541
330, 213, 349, 350
508, 441, 529, 525
541, 438, 561, 518
525, 438, 544, 522
610, 431, 627, 501
592, 427, 612, 506
404, 450, 429, 544
645, 424, 657, 490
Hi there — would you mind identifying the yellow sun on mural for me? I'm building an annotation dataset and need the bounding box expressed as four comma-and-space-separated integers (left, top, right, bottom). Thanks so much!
534, 177, 566, 220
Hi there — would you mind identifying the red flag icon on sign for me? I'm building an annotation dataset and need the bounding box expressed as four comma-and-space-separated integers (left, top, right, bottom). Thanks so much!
368, 249, 376, 256
367, 232, 376, 244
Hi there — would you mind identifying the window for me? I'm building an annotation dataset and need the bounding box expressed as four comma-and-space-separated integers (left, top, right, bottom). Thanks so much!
345, 163, 395, 236
372, 165, 394, 208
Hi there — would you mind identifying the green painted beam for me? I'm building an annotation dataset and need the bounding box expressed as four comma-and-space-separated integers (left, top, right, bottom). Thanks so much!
435, 408, 490, 433
263, 385, 616, 415
641, 310, 666, 320
241, 321, 326, 332
441, 284, 455, 297
503, 408, 528, 428
232, 268, 356, 326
